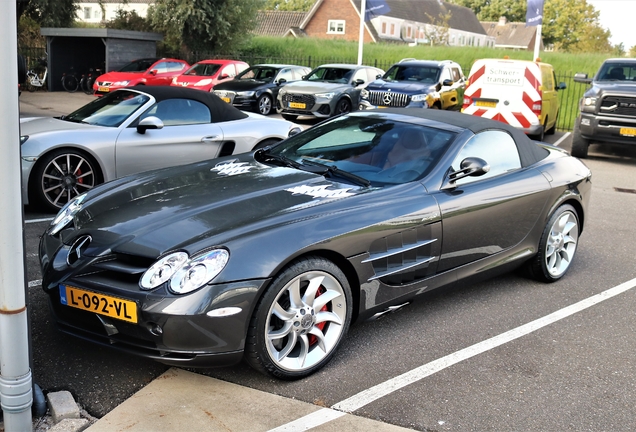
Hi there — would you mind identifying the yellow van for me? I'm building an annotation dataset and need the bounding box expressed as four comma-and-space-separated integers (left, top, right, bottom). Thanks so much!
462, 59, 566, 140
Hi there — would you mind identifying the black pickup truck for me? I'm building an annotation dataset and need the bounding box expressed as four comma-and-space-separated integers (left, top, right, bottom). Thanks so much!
572, 58, 636, 158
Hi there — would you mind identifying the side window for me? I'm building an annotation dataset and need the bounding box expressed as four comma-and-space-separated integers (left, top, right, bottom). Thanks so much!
352, 69, 367, 84
167, 62, 186, 72
153, 62, 169, 73
367, 68, 380, 82
451, 130, 521, 186
542, 67, 554, 91
439, 67, 452, 83
451, 67, 461, 82
277, 68, 294, 82
141, 99, 211, 126
292, 68, 307, 80
221, 64, 236, 78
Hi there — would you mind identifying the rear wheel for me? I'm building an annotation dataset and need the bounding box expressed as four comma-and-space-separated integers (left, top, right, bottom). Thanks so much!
570, 118, 589, 158
31, 149, 102, 212
245, 257, 352, 379
525, 204, 579, 282
257, 94, 273, 116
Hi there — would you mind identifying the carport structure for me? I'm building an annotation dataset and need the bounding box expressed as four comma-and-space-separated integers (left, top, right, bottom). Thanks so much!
40, 28, 163, 91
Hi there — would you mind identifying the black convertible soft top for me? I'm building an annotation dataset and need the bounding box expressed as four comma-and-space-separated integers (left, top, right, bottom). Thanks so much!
361, 108, 550, 167
127, 85, 249, 123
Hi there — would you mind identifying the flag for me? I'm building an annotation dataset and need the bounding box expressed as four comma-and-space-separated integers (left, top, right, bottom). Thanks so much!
365, 0, 390, 21
526, 0, 544, 26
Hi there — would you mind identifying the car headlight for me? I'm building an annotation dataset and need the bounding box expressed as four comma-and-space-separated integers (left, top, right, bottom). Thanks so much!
113, 81, 130, 86
140, 249, 229, 294
49, 193, 87, 236
316, 92, 336, 100
583, 97, 597, 106
237, 91, 255, 97
411, 94, 428, 102
360, 89, 369, 99
195, 79, 213, 86
279, 89, 287, 96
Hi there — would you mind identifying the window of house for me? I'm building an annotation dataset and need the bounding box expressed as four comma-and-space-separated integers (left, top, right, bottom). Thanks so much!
390, 23, 395, 35
327, 20, 345, 34
451, 131, 521, 186
84, 7, 91, 19
407, 26, 412, 38
382, 22, 387, 34
94, 10, 101, 19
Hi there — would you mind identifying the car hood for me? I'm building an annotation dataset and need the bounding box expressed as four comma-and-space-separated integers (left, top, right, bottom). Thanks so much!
282, 81, 350, 93
213, 80, 271, 92
73, 154, 369, 257
366, 80, 436, 93
20, 116, 101, 135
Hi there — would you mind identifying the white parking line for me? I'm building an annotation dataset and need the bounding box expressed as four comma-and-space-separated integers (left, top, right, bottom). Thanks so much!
268, 276, 636, 431
25, 217, 53, 224
553, 132, 571, 147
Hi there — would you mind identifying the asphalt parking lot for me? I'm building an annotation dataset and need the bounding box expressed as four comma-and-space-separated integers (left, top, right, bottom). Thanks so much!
18, 90, 636, 431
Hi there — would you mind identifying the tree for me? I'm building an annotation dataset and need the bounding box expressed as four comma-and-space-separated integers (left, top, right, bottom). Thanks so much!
106, 10, 152, 32
148, 0, 265, 54
423, 11, 452, 46
18, 0, 78, 28
263, 0, 314, 11
447, 0, 612, 53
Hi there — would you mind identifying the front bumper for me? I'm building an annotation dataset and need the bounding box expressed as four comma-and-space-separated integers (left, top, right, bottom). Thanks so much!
578, 112, 636, 145
358, 100, 428, 110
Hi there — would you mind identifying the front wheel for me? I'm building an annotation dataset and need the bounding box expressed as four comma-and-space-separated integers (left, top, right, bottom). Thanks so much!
334, 98, 351, 116
525, 204, 579, 282
245, 257, 352, 379
257, 94, 273, 116
31, 149, 102, 212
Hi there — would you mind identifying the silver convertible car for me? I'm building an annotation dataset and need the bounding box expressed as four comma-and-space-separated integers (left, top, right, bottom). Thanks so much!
21, 86, 301, 211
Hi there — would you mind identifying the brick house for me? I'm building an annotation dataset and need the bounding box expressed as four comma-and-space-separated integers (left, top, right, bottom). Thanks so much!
481, 17, 544, 51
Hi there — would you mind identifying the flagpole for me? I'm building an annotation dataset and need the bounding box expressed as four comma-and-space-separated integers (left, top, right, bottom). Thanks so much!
358, 0, 366, 65
533, 24, 541, 61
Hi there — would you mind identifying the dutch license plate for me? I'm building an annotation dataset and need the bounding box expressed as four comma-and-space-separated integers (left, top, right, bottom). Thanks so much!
619, 127, 636, 137
60, 285, 138, 323
221, 97, 230, 103
289, 102, 306, 109
98, 86, 110, 93
476, 100, 497, 108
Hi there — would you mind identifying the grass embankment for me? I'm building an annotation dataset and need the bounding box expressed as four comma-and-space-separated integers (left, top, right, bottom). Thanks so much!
236, 37, 614, 131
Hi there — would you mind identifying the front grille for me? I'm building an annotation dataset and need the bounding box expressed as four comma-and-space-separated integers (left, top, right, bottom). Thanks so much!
367, 91, 410, 107
600, 96, 636, 116
73, 252, 153, 289
281, 93, 316, 109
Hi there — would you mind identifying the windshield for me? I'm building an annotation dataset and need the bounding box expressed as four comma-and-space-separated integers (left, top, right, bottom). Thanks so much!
236, 66, 278, 81
305, 67, 353, 84
64, 90, 151, 127
118, 59, 159, 73
597, 63, 636, 82
184, 63, 222, 76
383, 65, 440, 84
264, 114, 456, 185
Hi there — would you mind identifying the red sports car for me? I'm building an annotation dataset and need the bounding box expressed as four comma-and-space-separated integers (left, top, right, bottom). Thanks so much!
93, 58, 189, 95
171, 59, 249, 92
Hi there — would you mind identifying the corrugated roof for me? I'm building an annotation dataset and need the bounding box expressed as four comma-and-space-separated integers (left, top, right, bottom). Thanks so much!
481, 18, 537, 48
352, 0, 486, 35
255, 10, 309, 36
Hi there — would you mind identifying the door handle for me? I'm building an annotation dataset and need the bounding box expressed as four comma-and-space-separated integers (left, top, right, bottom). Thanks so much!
201, 136, 220, 142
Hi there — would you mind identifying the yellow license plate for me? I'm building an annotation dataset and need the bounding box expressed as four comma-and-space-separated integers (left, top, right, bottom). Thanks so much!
60, 285, 138, 323
476, 101, 497, 108
620, 127, 636, 137
98, 86, 110, 93
221, 97, 230, 103
289, 102, 306, 109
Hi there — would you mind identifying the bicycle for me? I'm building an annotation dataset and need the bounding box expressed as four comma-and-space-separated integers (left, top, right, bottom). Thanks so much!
81, 67, 102, 94
62, 66, 80, 92
25, 57, 48, 92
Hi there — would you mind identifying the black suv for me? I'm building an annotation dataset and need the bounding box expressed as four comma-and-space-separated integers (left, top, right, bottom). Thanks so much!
572, 59, 636, 158
358, 59, 465, 111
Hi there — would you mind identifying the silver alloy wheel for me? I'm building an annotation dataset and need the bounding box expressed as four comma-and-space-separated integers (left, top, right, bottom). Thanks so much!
265, 270, 347, 372
258, 95, 272, 115
544, 210, 578, 277
41, 152, 97, 208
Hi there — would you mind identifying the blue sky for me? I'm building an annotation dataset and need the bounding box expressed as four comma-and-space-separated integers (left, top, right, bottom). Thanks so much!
587, 0, 636, 49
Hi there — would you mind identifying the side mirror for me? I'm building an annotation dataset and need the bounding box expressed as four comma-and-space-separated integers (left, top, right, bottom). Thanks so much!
219, 74, 229, 80
376, 74, 383, 79
573, 73, 591, 84
277, 78, 287, 85
557, 82, 567, 90
137, 116, 164, 134
442, 157, 490, 189
148, 70, 157, 76
442, 79, 454, 86
354, 79, 365, 86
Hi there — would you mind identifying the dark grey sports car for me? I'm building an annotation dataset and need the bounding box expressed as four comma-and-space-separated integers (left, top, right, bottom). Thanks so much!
40, 109, 591, 379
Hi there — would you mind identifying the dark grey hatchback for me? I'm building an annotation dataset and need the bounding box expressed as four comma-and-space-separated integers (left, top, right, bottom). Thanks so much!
40, 109, 591, 379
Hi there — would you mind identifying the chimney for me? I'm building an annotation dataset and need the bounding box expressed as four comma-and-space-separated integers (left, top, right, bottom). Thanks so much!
498, 16, 507, 26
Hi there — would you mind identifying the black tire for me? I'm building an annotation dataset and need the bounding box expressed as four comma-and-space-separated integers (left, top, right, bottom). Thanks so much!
281, 113, 298, 121
570, 118, 589, 159
31, 148, 103, 212
257, 94, 273, 116
546, 113, 558, 135
334, 98, 352, 116
530, 120, 546, 141
84, 75, 95, 94
524, 204, 579, 283
252, 138, 280, 151
62, 75, 79, 93
245, 256, 352, 379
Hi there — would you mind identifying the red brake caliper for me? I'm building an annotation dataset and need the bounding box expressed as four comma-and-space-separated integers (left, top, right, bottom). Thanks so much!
308, 286, 328, 347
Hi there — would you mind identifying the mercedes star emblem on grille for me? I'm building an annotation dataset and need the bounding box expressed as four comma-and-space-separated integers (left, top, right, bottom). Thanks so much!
383, 92, 393, 105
